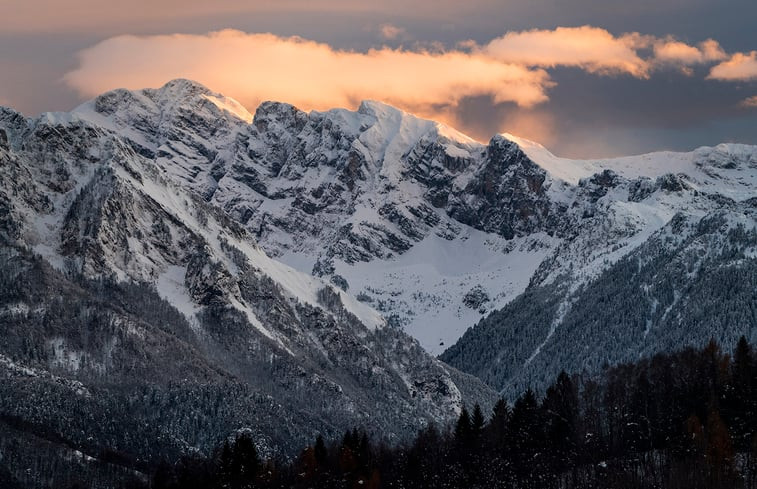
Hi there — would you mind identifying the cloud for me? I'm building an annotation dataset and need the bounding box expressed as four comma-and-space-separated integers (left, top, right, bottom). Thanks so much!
482, 26, 650, 78
708, 51, 757, 81
653, 38, 726, 66
63, 29, 552, 118
699, 39, 729, 62
63, 28, 751, 119
481, 27, 734, 78
61, 27, 753, 148
378, 23, 406, 41
741, 95, 757, 108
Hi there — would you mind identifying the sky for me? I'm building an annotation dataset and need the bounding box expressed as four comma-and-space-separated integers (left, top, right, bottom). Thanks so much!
1, 0, 755, 158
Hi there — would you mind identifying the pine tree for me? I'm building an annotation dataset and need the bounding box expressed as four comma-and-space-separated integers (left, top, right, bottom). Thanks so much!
706, 410, 735, 489
455, 406, 472, 447
543, 371, 580, 472
508, 388, 546, 487
487, 399, 510, 451
228, 433, 259, 489
728, 336, 755, 450
471, 403, 485, 440
314, 434, 329, 470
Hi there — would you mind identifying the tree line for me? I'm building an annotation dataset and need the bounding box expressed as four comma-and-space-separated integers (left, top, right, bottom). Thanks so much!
151, 336, 757, 489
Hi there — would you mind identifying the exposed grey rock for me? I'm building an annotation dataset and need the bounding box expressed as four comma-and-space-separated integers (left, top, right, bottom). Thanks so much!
463, 286, 490, 312
0, 85, 499, 488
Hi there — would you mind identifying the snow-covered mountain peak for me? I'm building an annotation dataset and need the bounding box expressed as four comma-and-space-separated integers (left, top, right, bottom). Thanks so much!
357, 99, 401, 117
253, 100, 306, 128
504, 131, 757, 201
150, 77, 213, 98
355, 99, 479, 152
1, 86, 500, 459
693, 143, 757, 170
3, 79, 757, 424
13, 79, 757, 357
72, 79, 250, 146
137, 78, 251, 122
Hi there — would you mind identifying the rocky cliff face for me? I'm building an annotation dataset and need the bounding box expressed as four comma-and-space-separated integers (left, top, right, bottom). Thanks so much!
70, 80, 568, 352
0, 87, 497, 488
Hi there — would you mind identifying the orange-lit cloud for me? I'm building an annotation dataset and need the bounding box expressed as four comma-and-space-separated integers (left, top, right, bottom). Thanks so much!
741, 95, 757, 108
653, 39, 726, 66
708, 51, 757, 81
699, 39, 729, 62
482, 26, 650, 77
62, 27, 754, 150
481, 28, 733, 78
64, 30, 552, 116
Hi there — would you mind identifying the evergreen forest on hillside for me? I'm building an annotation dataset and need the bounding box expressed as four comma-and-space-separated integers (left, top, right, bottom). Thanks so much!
148, 337, 757, 489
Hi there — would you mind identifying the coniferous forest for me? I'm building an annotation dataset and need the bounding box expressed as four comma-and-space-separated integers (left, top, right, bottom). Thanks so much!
148, 337, 757, 489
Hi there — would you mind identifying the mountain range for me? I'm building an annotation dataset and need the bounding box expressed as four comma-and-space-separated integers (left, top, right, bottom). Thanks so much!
1, 79, 756, 487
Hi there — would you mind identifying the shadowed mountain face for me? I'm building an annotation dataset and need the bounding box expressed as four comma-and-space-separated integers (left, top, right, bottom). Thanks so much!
441, 209, 757, 396
2, 79, 757, 486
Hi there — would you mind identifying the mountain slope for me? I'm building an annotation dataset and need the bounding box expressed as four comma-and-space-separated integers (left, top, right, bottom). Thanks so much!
38, 80, 757, 389
0, 93, 497, 487
440, 135, 757, 395
441, 206, 757, 395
